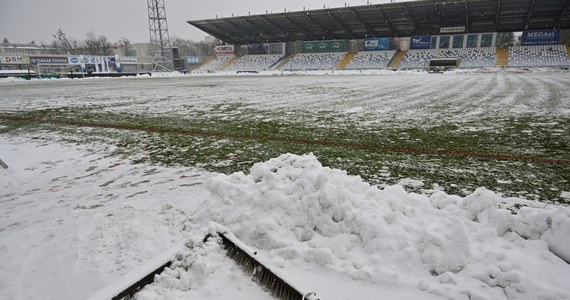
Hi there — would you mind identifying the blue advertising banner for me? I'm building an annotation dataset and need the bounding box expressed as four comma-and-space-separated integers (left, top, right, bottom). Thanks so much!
364, 38, 391, 51
68, 56, 116, 65
410, 36, 431, 49
522, 30, 560, 45
186, 56, 201, 65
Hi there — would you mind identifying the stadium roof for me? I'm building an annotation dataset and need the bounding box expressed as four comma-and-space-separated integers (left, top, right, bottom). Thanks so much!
187, 0, 570, 44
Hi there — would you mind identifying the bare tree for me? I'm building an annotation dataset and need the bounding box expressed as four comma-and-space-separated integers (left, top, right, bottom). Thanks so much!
83, 31, 114, 55
83, 31, 99, 55
117, 37, 135, 56
97, 35, 112, 55
171, 36, 197, 56
45, 39, 67, 55
2, 37, 9, 44
53, 29, 80, 55
171, 36, 215, 57
198, 41, 215, 57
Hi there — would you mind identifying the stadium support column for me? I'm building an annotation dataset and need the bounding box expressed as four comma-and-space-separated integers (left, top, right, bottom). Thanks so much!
147, 0, 173, 71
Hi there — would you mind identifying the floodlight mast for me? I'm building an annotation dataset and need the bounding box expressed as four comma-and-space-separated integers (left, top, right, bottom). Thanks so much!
147, 0, 173, 71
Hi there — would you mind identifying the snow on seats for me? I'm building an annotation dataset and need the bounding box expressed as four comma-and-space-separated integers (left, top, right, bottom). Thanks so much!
345, 50, 397, 70
281, 53, 346, 71
194, 55, 235, 72
225, 54, 284, 72
400, 48, 497, 69
509, 45, 570, 67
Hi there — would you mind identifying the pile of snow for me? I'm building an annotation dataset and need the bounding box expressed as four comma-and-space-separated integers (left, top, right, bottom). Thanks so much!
183, 153, 570, 300
2, 137, 569, 300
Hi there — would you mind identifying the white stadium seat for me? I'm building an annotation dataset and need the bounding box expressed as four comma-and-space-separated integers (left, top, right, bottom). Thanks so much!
509, 45, 570, 67
195, 55, 235, 72
345, 50, 397, 69
281, 53, 346, 70
225, 54, 284, 72
399, 48, 497, 69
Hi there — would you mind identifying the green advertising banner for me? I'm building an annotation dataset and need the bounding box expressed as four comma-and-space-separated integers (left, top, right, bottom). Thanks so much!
302, 40, 346, 53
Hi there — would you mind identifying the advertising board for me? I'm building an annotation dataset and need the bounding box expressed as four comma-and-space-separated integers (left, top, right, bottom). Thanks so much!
215, 45, 235, 55
186, 56, 201, 65
410, 36, 431, 49
302, 40, 345, 53
120, 57, 138, 64
440, 26, 466, 33
363, 38, 391, 51
522, 30, 560, 45
30, 56, 69, 64
68, 56, 117, 65
0, 56, 24, 64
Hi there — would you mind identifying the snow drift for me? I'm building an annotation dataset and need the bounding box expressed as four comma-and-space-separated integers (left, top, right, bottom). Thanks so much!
189, 153, 570, 300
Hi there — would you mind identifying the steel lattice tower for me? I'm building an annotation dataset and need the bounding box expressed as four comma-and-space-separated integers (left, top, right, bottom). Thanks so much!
147, 0, 173, 71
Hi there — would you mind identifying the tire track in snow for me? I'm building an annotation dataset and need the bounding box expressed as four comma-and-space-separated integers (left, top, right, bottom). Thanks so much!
365, 76, 444, 110
528, 74, 570, 115
449, 74, 516, 121
391, 75, 483, 123
335, 77, 433, 119
486, 74, 519, 117
440, 74, 496, 120
511, 74, 540, 114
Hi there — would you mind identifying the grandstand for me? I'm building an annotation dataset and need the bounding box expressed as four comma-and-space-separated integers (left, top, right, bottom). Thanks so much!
194, 55, 234, 72
399, 48, 497, 69
187, 0, 570, 72
345, 51, 397, 70
195, 44, 567, 72
192, 45, 569, 72
509, 45, 570, 67
224, 54, 284, 72
282, 53, 345, 71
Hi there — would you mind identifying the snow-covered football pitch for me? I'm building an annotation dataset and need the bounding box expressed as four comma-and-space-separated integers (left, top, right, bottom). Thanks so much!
1, 70, 569, 300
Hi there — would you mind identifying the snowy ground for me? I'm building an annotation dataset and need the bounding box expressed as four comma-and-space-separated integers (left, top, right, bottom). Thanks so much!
1, 137, 569, 300
1, 70, 569, 201
0, 137, 212, 299
1, 70, 569, 299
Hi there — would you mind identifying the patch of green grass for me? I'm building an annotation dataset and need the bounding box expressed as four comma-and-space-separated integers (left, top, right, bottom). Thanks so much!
1, 104, 568, 203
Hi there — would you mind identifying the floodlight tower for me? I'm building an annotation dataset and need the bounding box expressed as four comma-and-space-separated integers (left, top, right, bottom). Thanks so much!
147, 0, 173, 71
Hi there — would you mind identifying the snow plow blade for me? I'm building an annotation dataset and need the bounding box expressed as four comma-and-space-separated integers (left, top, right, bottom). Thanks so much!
87, 232, 318, 300
85, 243, 186, 300
205, 232, 319, 300
0, 157, 8, 169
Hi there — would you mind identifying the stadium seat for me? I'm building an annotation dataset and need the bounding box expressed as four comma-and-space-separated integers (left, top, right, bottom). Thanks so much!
281, 53, 346, 70
399, 48, 497, 69
509, 45, 570, 67
224, 54, 284, 72
194, 55, 235, 72
345, 50, 397, 69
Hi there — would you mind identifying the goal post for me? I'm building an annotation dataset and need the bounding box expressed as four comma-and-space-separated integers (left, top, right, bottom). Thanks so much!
427, 58, 460, 72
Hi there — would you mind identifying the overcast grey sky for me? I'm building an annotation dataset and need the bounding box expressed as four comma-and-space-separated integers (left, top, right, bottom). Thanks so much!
0, 0, 401, 44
